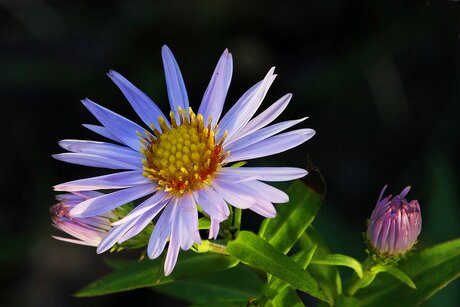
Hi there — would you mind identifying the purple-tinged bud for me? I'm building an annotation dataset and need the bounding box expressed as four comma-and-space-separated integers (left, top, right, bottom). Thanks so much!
51, 191, 116, 247
367, 185, 422, 257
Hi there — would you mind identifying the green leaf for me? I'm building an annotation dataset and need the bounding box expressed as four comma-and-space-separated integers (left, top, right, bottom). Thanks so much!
198, 217, 211, 230
266, 288, 305, 307
227, 231, 331, 303
374, 265, 416, 289
266, 245, 318, 296
335, 295, 361, 307
75, 250, 239, 297
311, 254, 363, 278
299, 226, 342, 300
153, 265, 263, 304
259, 180, 322, 254
356, 238, 460, 306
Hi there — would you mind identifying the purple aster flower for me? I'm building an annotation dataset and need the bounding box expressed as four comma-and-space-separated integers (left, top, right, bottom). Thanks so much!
51, 191, 115, 247
53, 45, 315, 275
367, 185, 422, 256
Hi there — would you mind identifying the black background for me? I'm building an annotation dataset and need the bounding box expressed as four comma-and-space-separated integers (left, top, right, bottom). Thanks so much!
1, 1, 459, 306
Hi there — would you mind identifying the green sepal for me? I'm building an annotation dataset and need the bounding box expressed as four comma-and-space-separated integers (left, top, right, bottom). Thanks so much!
363, 231, 416, 265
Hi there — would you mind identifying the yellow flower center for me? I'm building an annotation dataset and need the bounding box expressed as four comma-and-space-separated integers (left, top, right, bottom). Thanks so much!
140, 108, 228, 195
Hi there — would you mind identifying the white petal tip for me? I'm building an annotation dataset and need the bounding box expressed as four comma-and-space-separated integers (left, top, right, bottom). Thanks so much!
279, 197, 289, 203
68, 207, 84, 218
81, 98, 92, 105
107, 69, 115, 76
299, 169, 309, 177
161, 45, 175, 58
164, 268, 173, 276
53, 184, 65, 191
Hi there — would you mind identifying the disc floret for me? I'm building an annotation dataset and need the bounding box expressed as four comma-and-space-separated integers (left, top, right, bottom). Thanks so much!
141, 107, 228, 195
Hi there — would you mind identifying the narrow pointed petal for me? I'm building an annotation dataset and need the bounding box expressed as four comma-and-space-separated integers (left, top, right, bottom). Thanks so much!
216, 81, 261, 140
177, 193, 200, 249
214, 173, 287, 203
82, 98, 145, 151
70, 184, 156, 217
54, 171, 149, 191
55, 222, 106, 246
250, 200, 277, 218
97, 218, 139, 253
221, 68, 277, 144
219, 167, 308, 182
198, 49, 233, 125
52, 153, 138, 170
83, 124, 122, 143
400, 186, 411, 199
211, 180, 256, 209
148, 202, 177, 259
119, 199, 169, 243
52, 236, 98, 247
376, 185, 388, 204
232, 93, 292, 141
108, 70, 167, 130
225, 117, 307, 152
55, 192, 101, 204
238, 180, 289, 203
194, 186, 229, 220
164, 222, 180, 276
112, 191, 168, 226
209, 218, 221, 240
161, 45, 189, 122
225, 129, 315, 163
58, 139, 142, 167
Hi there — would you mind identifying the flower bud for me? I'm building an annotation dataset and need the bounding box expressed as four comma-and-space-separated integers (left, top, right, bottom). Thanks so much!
51, 191, 116, 247
367, 185, 422, 257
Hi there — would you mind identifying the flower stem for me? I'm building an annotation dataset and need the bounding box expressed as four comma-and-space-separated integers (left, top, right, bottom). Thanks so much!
346, 258, 375, 296
206, 242, 230, 255
233, 208, 242, 230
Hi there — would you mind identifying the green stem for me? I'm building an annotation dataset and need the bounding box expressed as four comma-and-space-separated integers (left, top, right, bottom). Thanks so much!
346, 276, 364, 296
206, 242, 230, 255
233, 208, 242, 230
346, 258, 375, 296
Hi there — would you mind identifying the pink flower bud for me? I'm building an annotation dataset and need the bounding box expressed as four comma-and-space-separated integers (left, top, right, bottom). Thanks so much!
367, 186, 422, 256
51, 192, 115, 247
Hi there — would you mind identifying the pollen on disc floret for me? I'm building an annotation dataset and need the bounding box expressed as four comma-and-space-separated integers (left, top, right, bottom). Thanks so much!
140, 107, 228, 195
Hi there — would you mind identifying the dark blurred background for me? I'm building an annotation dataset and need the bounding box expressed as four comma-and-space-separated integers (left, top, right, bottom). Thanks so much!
1, 0, 459, 306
